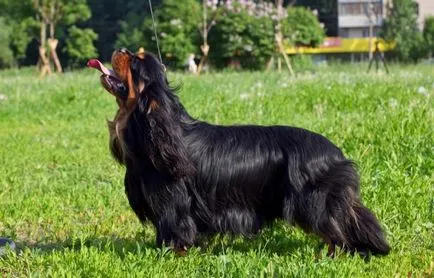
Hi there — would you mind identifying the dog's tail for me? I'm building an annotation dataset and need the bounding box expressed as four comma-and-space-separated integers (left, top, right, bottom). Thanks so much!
296, 159, 390, 255
343, 201, 391, 255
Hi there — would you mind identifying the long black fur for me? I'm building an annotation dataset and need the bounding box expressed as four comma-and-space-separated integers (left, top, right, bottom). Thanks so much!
108, 52, 390, 255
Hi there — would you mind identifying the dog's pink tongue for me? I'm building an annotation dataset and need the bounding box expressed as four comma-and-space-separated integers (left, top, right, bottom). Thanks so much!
87, 59, 112, 76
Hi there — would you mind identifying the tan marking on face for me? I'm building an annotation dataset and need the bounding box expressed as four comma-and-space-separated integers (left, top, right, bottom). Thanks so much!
111, 51, 139, 111
147, 99, 159, 114
111, 52, 131, 83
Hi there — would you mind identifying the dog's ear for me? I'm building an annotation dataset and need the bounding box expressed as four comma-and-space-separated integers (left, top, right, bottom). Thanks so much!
131, 56, 149, 94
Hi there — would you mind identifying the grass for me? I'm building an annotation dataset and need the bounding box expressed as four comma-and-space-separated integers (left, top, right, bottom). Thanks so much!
0, 64, 433, 277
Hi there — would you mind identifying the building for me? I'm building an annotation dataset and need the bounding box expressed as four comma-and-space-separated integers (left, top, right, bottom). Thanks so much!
338, 0, 384, 38
289, 0, 434, 60
292, 0, 390, 61
415, 0, 434, 29
297, 0, 384, 38
297, 0, 434, 38
337, 0, 434, 35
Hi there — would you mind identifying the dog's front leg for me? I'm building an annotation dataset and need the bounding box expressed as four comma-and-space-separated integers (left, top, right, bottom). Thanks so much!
153, 189, 197, 255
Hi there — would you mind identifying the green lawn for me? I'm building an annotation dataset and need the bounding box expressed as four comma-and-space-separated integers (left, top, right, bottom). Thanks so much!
0, 65, 433, 277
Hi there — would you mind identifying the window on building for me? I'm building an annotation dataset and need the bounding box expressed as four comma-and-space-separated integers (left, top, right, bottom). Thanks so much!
339, 28, 349, 37
339, 2, 382, 16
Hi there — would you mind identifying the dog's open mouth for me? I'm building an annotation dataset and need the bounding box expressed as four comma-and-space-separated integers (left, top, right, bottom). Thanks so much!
87, 59, 128, 99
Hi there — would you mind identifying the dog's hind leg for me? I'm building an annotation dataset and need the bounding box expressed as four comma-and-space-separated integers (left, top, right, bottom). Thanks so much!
295, 160, 390, 256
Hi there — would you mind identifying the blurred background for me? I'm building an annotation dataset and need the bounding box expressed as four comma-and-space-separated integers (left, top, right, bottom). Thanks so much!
1, 1, 433, 275
0, 0, 433, 73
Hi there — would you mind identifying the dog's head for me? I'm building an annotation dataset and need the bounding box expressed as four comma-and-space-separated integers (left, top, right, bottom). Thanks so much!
88, 48, 166, 110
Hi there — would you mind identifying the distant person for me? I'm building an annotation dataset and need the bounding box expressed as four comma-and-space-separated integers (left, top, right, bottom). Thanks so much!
186, 54, 197, 74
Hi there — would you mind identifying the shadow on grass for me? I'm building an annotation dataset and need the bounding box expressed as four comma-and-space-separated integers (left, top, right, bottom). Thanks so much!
13, 224, 314, 258
200, 227, 310, 256
14, 233, 156, 259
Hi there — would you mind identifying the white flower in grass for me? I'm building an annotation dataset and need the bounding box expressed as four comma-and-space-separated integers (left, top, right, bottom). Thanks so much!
0, 94, 7, 101
389, 98, 399, 109
240, 93, 249, 100
417, 86, 429, 97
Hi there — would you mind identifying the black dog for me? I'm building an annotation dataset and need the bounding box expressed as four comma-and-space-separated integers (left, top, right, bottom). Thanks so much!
88, 49, 390, 256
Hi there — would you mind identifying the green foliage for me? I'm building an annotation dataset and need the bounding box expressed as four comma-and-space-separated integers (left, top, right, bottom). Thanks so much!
381, 0, 424, 62
209, 7, 275, 70
64, 26, 98, 68
282, 7, 325, 47
0, 17, 14, 68
291, 54, 315, 72
423, 16, 434, 57
10, 18, 39, 60
115, 21, 147, 52
0, 1, 36, 65
116, 0, 201, 69
62, 0, 92, 24
157, 0, 201, 68
0, 66, 433, 276
55, 0, 95, 68
0, 0, 95, 68
0, 0, 34, 19
89, 0, 163, 61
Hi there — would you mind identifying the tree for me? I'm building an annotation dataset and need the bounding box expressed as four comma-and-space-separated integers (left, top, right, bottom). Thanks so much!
271, 0, 294, 74
0, 1, 36, 66
64, 26, 98, 68
0, 17, 14, 68
282, 7, 325, 47
197, 0, 224, 75
295, 0, 338, 36
33, 0, 92, 75
381, 0, 424, 62
88, 0, 162, 62
208, 1, 275, 70
116, 0, 201, 69
423, 16, 434, 58
155, 0, 201, 68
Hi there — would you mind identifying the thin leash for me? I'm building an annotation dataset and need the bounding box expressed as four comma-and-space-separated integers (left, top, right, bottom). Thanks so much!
148, 0, 164, 69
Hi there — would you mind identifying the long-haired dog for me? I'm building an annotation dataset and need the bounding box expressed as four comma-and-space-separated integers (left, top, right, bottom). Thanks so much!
88, 48, 390, 256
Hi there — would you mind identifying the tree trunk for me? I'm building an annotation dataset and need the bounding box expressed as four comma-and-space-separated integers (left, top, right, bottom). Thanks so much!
197, 43, 209, 76
48, 3, 62, 73
266, 57, 274, 71
197, 0, 209, 76
38, 20, 51, 77
274, 0, 294, 75
48, 38, 63, 73
39, 46, 52, 78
